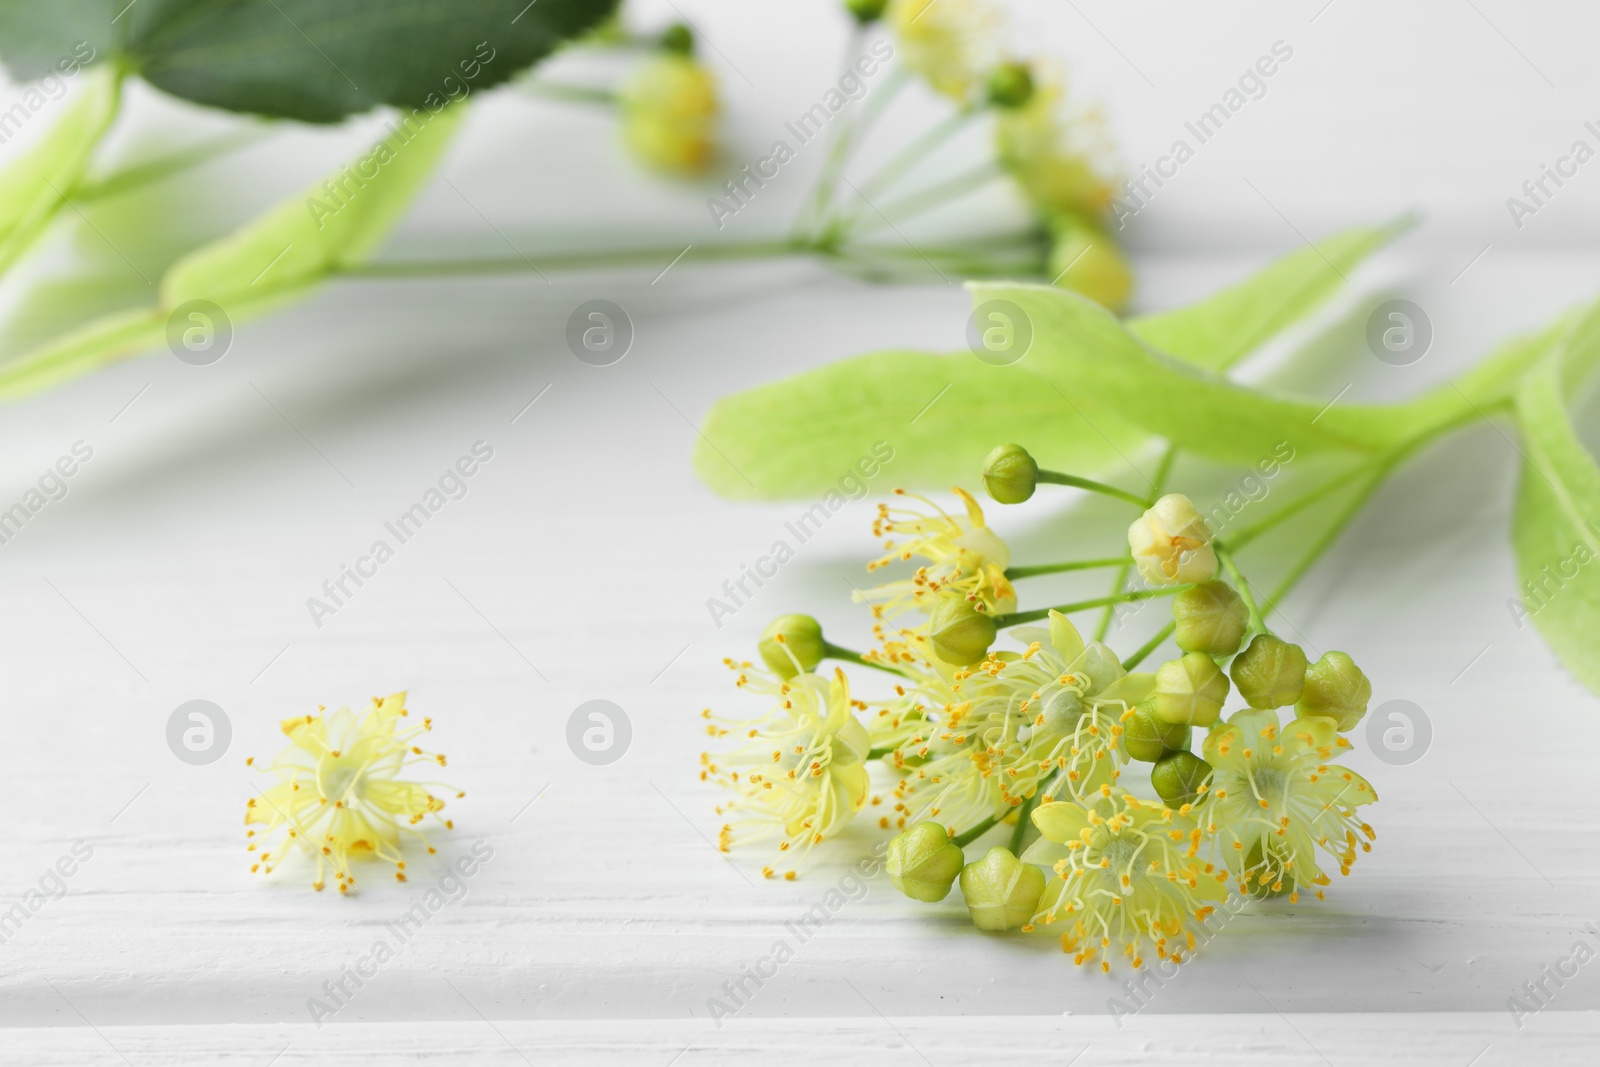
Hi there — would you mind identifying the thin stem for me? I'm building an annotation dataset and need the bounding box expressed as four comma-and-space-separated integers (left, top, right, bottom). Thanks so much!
850, 161, 1004, 237
339, 238, 807, 279
1214, 542, 1265, 636
1261, 467, 1393, 616
1121, 621, 1175, 671
830, 106, 981, 235
1096, 446, 1177, 640
524, 80, 618, 105
1225, 463, 1379, 550
1007, 792, 1040, 854
953, 813, 1002, 848
72, 128, 272, 203
995, 586, 1188, 629
794, 24, 868, 241
1036, 470, 1150, 507
1005, 557, 1129, 580
823, 642, 902, 676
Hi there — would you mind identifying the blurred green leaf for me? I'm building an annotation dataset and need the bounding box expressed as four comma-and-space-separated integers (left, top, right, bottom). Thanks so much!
0, 103, 465, 396
1126, 218, 1410, 371
1511, 300, 1600, 696
0, 65, 120, 275
0, 0, 618, 123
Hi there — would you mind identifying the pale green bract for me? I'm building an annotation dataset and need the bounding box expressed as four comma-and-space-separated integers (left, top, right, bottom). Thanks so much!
0, 65, 121, 277
0, 104, 466, 397
1511, 298, 1600, 696
695, 223, 1405, 499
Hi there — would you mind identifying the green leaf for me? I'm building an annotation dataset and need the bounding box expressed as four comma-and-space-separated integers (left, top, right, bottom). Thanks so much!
0, 103, 464, 397
968, 281, 1411, 466
0, 65, 121, 276
1511, 302, 1600, 696
0, 0, 618, 123
1126, 217, 1411, 371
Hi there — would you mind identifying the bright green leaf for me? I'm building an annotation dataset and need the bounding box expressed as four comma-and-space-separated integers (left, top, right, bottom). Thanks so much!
1126, 217, 1411, 372
0, 65, 121, 276
0, 0, 618, 123
1511, 305, 1600, 696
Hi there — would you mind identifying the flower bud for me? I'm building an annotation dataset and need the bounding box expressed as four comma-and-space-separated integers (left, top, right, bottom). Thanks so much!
1295, 651, 1371, 731
1123, 702, 1189, 762
757, 614, 826, 679
986, 61, 1035, 108
1128, 493, 1217, 586
1152, 652, 1230, 726
981, 443, 1038, 504
886, 822, 965, 902
845, 0, 888, 23
659, 22, 694, 54
958, 846, 1045, 931
1049, 215, 1133, 313
928, 597, 997, 666
1171, 580, 1249, 656
1229, 634, 1307, 710
1151, 751, 1212, 809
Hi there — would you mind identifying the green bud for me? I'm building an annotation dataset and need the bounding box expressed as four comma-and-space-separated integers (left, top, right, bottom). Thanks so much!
758, 614, 825, 679
886, 822, 965, 902
1295, 651, 1372, 731
958, 846, 1045, 931
1123, 702, 1189, 762
1229, 634, 1307, 709
844, 0, 888, 23
659, 22, 694, 54
1171, 580, 1249, 656
927, 598, 997, 666
1152, 652, 1230, 726
1151, 751, 1212, 809
986, 61, 1035, 108
981, 443, 1039, 504
1048, 215, 1133, 313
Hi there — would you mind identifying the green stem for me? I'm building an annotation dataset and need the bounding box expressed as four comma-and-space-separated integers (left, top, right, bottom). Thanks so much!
1007, 792, 1040, 854
831, 106, 981, 234
1036, 470, 1150, 507
1214, 542, 1265, 636
1121, 621, 1175, 671
1096, 446, 1177, 641
823, 642, 902, 676
952, 813, 1002, 848
1225, 463, 1379, 551
524, 80, 618, 105
1261, 466, 1393, 616
339, 238, 807, 279
851, 162, 1004, 236
1005, 557, 1129, 580
995, 586, 1188, 629
72, 128, 272, 203
794, 25, 870, 242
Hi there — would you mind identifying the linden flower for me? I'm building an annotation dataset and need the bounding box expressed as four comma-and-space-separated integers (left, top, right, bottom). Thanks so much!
704, 661, 871, 875
619, 53, 719, 175
245, 693, 456, 894
1023, 786, 1228, 972
886, 0, 1003, 102
860, 487, 1017, 620
994, 63, 1119, 222
1200, 707, 1377, 902
1128, 493, 1217, 586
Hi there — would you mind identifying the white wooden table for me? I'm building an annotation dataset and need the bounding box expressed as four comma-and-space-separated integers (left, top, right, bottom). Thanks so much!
3, 1, 1599, 1062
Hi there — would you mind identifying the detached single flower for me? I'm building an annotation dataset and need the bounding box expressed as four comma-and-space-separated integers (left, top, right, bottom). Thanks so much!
245, 693, 457, 894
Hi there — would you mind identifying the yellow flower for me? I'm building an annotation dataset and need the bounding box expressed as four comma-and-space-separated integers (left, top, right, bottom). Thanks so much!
1128, 493, 1217, 586
704, 663, 870, 874
620, 53, 719, 175
887, 0, 1003, 102
1023, 786, 1227, 971
861, 487, 1017, 620
1200, 707, 1377, 901
245, 693, 456, 894
1047, 213, 1133, 312
995, 64, 1118, 220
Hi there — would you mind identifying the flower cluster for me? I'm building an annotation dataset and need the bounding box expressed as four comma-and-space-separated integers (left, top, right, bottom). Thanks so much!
702, 443, 1381, 970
